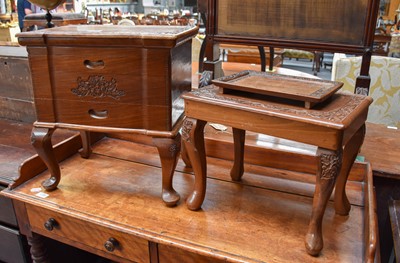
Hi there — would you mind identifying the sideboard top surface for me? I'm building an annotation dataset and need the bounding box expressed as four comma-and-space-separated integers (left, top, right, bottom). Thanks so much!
1, 137, 374, 262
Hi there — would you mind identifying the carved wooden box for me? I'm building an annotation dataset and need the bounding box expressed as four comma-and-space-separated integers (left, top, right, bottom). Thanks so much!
18, 25, 198, 131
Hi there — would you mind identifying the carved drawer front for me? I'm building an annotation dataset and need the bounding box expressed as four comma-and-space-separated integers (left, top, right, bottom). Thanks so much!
49, 47, 143, 104
26, 204, 150, 263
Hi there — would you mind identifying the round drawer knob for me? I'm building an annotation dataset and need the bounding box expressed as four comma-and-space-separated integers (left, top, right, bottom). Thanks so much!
104, 237, 119, 252
44, 218, 58, 231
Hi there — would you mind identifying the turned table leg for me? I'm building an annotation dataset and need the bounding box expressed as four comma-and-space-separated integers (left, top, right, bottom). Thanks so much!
27, 233, 49, 263
231, 128, 245, 181
334, 124, 366, 215
153, 134, 181, 207
182, 118, 207, 211
305, 147, 342, 256
31, 127, 60, 191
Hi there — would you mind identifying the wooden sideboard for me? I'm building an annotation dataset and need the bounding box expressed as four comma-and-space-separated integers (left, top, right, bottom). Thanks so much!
1, 134, 378, 262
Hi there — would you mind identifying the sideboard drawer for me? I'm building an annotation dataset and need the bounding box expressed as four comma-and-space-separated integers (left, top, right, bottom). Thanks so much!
26, 204, 150, 263
0, 187, 18, 227
0, 225, 28, 263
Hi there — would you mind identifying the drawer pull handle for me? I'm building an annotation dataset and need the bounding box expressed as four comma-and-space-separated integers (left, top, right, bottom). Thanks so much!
84, 60, 105, 69
104, 237, 119, 252
88, 109, 108, 119
44, 218, 58, 231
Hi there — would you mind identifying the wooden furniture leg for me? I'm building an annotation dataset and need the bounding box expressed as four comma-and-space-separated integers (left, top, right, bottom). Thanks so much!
231, 128, 245, 181
27, 233, 49, 263
31, 127, 60, 191
305, 148, 342, 256
79, 130, 92, 159
180, 138, 192, 168
334, 124, 366, 216
182, 118, 207, 211
153, 135, 182, 207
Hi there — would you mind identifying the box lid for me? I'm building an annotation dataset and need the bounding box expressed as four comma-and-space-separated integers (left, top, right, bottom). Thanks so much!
17, 25, 199, 48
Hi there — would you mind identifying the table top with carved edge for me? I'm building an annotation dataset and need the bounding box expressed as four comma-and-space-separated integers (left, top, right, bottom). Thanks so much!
183, 86, 372, 130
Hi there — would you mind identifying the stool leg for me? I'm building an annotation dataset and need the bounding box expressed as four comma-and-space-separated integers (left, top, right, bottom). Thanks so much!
180, 139, 192, 168
153, 134, 181, 207
305, 148, 342, 256
182, 118, 207, 211
31, 127, 60, 191
79, 130, 92, 159
231, 128, 245, 181
334, 124, 366, 215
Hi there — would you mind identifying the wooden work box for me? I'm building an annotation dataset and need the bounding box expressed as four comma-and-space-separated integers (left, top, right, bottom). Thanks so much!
18, 25, 197, 131
23, 13, 87, 31
16, 25, 198, 206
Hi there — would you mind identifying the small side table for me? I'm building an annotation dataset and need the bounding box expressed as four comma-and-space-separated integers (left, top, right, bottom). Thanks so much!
181, 84, 372, 256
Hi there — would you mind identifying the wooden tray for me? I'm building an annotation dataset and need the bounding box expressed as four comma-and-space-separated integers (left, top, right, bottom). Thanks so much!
212, 70, 343, 108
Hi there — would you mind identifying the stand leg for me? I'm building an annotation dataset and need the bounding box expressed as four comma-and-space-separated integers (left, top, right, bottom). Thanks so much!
27, 233, 49, 263
79, 130, 92, 159
153, 134, 181, 207
180, 138, 192, 168
45, 11, 54, 28
230, 128, 245, 181
31, 127, 60, 191
182, 118, 207, 211
334, 124, 366, 215
305, 148, 342, 256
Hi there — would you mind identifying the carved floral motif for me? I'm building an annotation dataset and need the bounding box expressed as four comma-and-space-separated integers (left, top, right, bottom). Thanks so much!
181, 119, 194, 142
320, 151, 342, 180
71, 75, 126, 100
199, 71, 213, 88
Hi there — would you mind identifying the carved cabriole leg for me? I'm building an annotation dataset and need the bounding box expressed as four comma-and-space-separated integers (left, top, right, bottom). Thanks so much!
27, 233, 50, 263
230, 128, 245, 181
182, 118, 207, 211
79, 130, 92, 159
305, 148, 342, 256
153, 134, 182, 207
334, 124, 366, 216
180, 138, 192, 168
31, 127, 60, 191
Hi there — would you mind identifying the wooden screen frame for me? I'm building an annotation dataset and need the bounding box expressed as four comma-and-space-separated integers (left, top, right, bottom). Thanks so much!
198, 0, 381, 94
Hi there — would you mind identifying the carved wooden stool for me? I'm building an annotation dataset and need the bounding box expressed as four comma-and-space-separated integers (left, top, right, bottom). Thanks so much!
181, 77, 372, 256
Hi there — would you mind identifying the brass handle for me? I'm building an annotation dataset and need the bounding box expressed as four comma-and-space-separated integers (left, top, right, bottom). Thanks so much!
88, 109, 108, 119
84, 59, 105, 69
104, 237, 119, 252
44, 218, 58, 231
